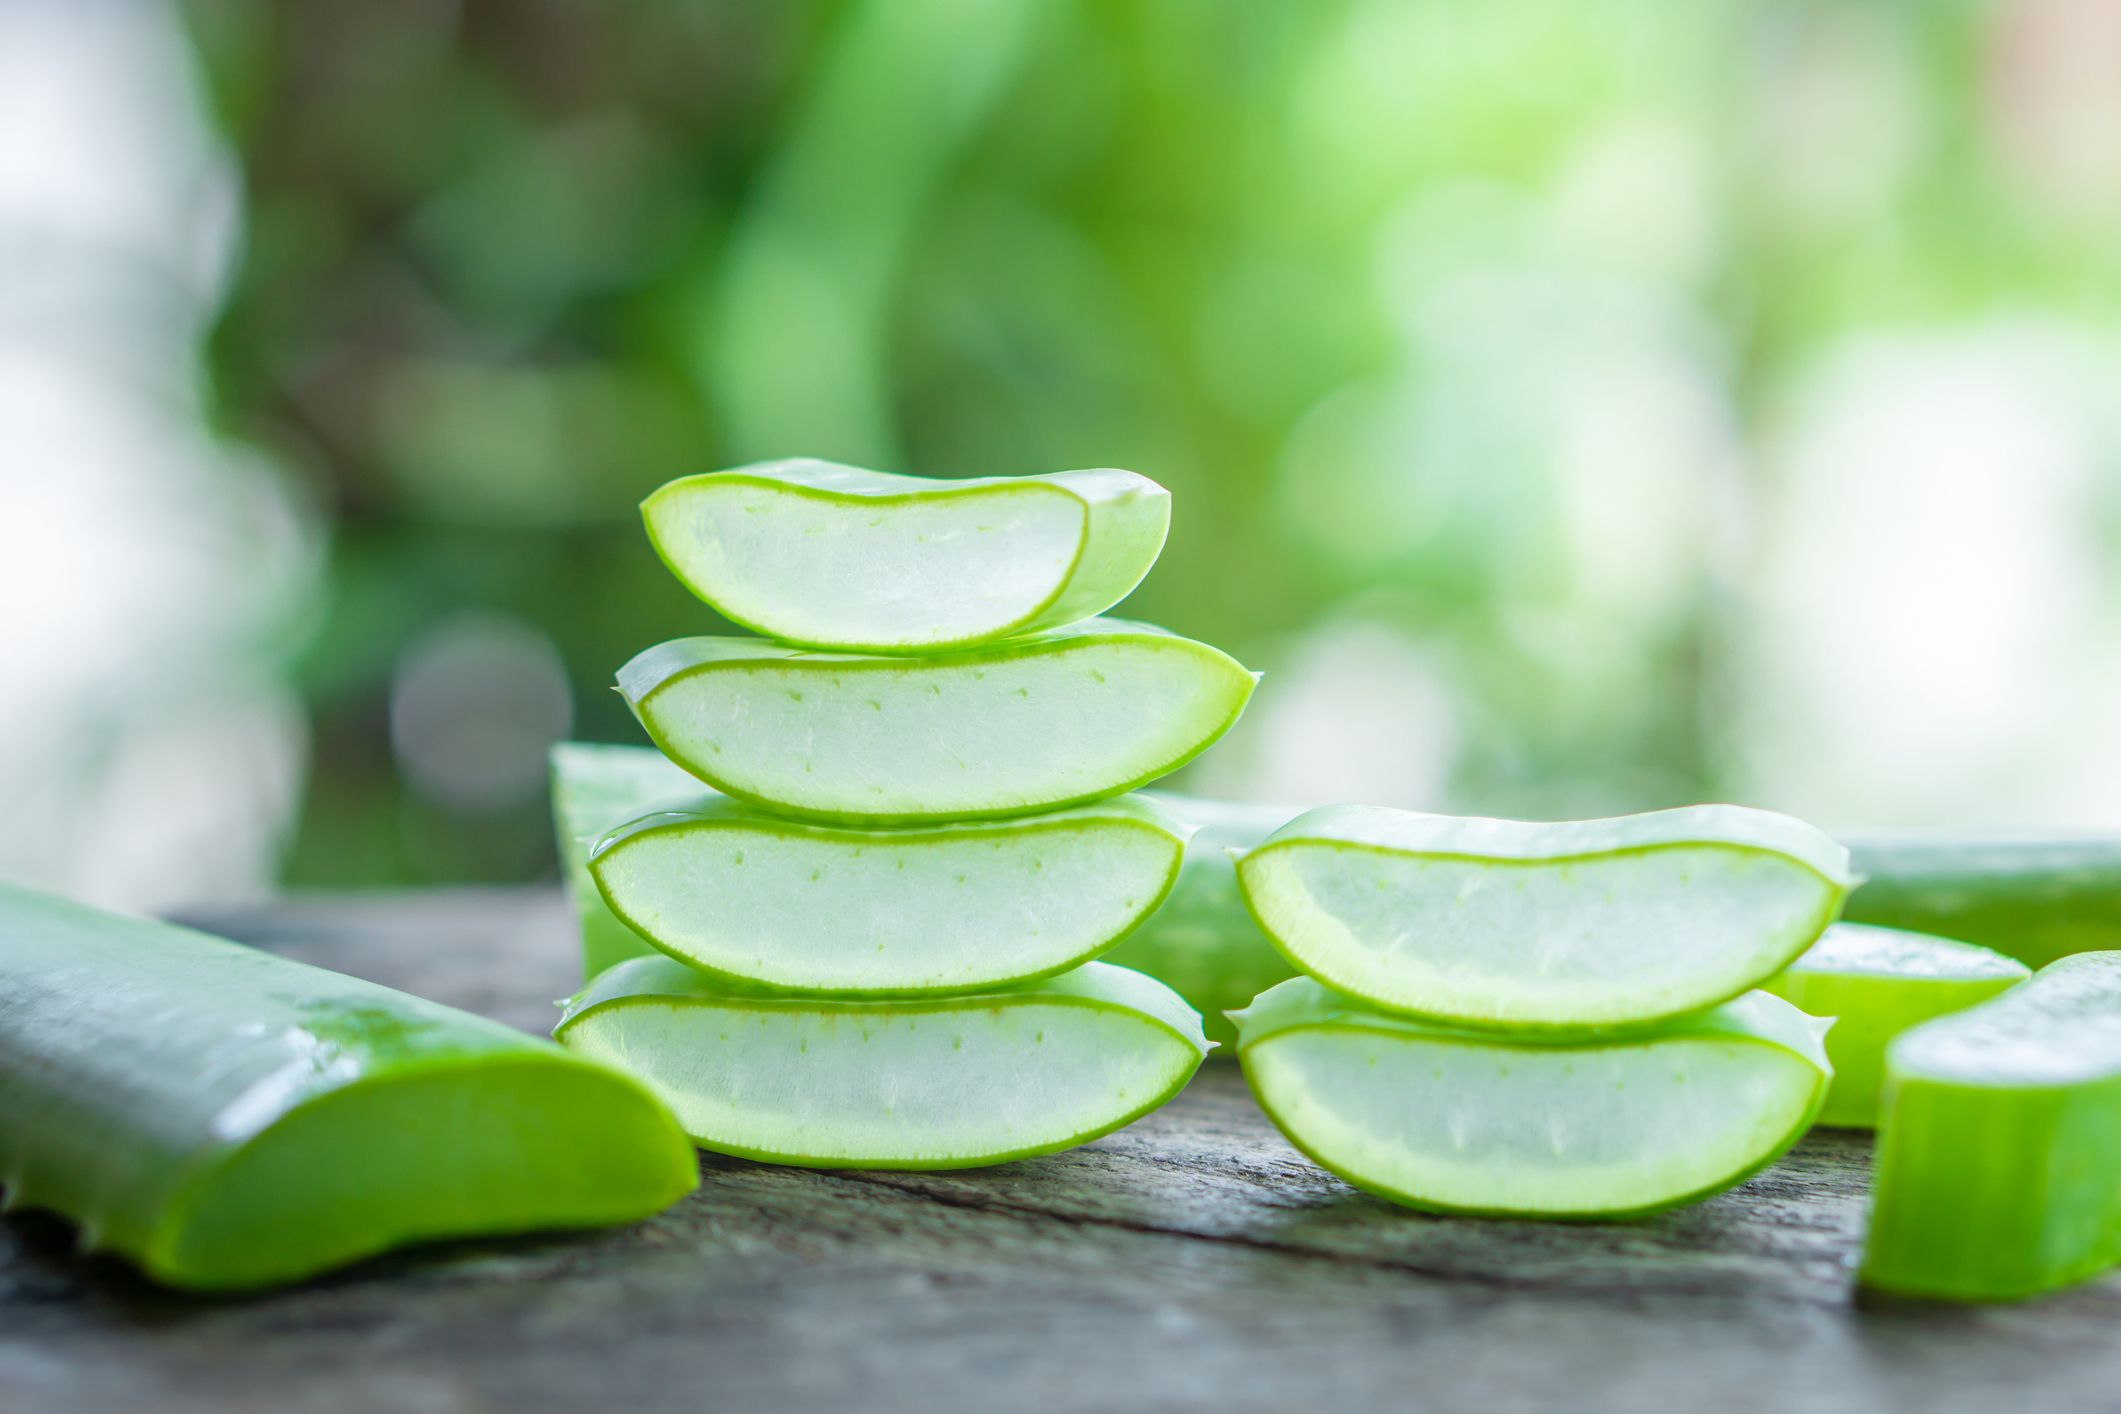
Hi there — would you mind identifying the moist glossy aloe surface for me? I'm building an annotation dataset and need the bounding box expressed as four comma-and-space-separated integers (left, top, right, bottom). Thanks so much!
1233, 978, 1832, 1218
591, 793, 1190, 994
618, 618, 1257, 825
1236, 804, 1854, 1031
1764, 923, 2029, 1128
556, 958, 1208, 1169
1844, 832, 2121, 969
642, 460, 1171, 653
1863, 951, 2121, 1301
0, 883, 698, 1291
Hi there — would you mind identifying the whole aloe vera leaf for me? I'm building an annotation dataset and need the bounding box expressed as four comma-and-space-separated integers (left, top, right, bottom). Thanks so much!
1843, 833, 2121, 969
1863, 952, 2121, 1301
551, 743, 701, 980
642, 461, 1170, 654
0, 884, 697, 1291
590, 793, 1191, 995
556, 958, 1208, 1169
1763, 923, 2028, 1128
1232, 978, 1832, 1219
617, 618, 1257, 826
1235, 804, 1854, 1032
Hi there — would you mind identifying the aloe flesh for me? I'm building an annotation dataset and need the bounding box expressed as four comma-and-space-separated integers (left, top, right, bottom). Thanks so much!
591, 794, 1190, 995
1236, 804, 1854, 1031
1233, 977, 1832, 1218
618, 618, 1257, 825
642, 461, 1171, 653
1863, 951, 2121, 1301
0, 883, 698, 1291
552, 742, 702, 980
556, 958, 1208, 1169
1845, 832, 2121, 970
1763, 923, 2028, 1128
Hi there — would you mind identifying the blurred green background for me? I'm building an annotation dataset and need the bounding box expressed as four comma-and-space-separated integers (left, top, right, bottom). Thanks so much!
5, 0, 2119, 906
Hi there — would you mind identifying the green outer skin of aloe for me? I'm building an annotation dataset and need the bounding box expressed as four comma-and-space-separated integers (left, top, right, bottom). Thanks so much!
0, 883, 698, 1291
1843, 833, 2121, 969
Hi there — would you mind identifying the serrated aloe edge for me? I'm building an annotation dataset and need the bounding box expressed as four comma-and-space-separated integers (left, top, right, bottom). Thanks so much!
589, 793, 1192, 996
1764, 923, 2029, 1129
642, 460, 1171, 654
1862, 951, 2121, 1302
1232, 977, 1832, 1219
1235, 803, 1855, 1032
0, 883, 698, 1291
555, 957, 1209, 1169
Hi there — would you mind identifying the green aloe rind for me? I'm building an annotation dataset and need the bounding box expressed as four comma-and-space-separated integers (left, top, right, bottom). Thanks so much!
552, 742, 703, 981
642, 461, 1171, 653
1862, 951, 2121, 1301
0, 883, 698, 1291
1844, 833, 2121, 970
1231, 976, 1832, 1219
1235, 803, 1855, 1032
555, 957, 1209, 1169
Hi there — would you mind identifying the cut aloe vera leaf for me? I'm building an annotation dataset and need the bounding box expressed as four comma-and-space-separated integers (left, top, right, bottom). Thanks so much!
618, 618, 1258, 825
591, 793, 1190, 995
1232, 977, 1832, 1218
1844, 832, 2121, 970
1862, 952, 2121, 1301
641, 461, 1171, 653
1235, 803, 1855, 1031
0, 883, 697, 1291
556, 958, 1208, 1169
1763, 923, 2029, 1129
1103, 792, 1304, 1048
551, 742, 703, 980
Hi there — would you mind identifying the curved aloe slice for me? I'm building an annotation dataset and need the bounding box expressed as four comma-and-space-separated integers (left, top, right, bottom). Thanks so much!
619, 618, 1257, 825
1232, 977, 1832, 1218
1235, 804, 1854, 1031
1863, 952, 2121, 1301
0, 884, 697, 1291
1844, 832, 2121, 969
1763, 923, 2029, 1129
553, 742, 703, 981
590, 793, 1190, 995
556, 958, 1208, 1168
642, 461, 1170, 653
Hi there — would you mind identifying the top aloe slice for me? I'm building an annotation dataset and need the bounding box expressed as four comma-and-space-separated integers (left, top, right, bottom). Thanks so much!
0, 883, 697, 1291
1236, 803, 1855, 1031
619, 618, 1258, 825
642, 460, 1171, 652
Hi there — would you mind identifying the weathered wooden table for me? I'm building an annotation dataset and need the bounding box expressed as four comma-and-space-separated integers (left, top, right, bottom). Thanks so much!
5, 890, 2118, 1413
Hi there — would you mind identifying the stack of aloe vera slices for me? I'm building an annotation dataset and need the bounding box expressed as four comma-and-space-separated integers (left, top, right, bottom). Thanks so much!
554, 461, 1249, 1169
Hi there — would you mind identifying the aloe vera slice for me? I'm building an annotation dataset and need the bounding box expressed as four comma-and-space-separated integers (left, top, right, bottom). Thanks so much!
556, 958, 1208, 1168
590, 793, 1190, 995
1232, 977, 1832, 1218
1863, 952, 2121, 1301
0, 883, 697, 1291
1235, 804, 1854, 1031
641, 461, 1171, 653
1844, 832, 2121, 969
618, 618, 1257, 825
1763, 923, 2029, 1128
552, 742, 702, 980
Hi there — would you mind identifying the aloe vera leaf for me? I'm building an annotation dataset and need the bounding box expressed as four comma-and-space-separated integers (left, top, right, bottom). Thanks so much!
1232, 977, 1832, 1218
1843, 833, 2121, 970
642, 461, 1171, 654
1861, 952, 2121, 1301
1234, 804, 1855, 1031
551, 743, 702, 980
618, 618, 1258, 826
555, 958, 1208, 1169
590, 793, 1191, 995
1762, 923, 2029, 1129
0, 883, 697, 1291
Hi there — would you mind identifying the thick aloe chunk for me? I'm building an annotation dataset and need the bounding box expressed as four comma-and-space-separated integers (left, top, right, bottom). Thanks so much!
1863, 952, 2121, 1301
0, 884, 697, 1291
552, 742, 702, 980
642, 461, 1170, 653
556, 958, 1208, 1168
1233, 977, 1832, 1218
1236, 804, 1854, 1031
618, 618, 1257, 825
1844, 833, 2121, 969
591, 794, 1190, 995
1764, 923, 2029, 1128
